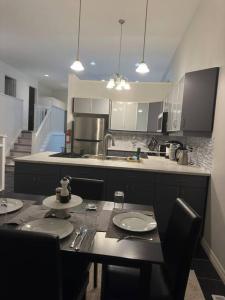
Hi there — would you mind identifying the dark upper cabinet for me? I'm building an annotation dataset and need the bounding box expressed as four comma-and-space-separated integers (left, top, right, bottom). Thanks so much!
147, 102, 163, 132
181, 67, 219, 133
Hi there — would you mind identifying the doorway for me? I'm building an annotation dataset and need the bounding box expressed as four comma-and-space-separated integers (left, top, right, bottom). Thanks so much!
28, 86, 36, 131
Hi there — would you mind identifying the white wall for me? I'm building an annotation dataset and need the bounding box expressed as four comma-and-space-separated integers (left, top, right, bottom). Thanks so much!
0, 59, 38, 129
38, 84, 53, 98
165, 0, 225, 282
38, 83, 67, 106
38, 97, 66, 110
52, 89, 68, 103
67, 74, 172, 123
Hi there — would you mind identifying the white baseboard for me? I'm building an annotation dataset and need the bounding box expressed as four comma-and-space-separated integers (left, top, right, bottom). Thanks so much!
201, 238, 225, 284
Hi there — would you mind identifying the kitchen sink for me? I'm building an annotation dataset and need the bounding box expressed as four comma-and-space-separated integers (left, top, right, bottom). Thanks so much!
82, 154, 145, 162
82, 154, 127, 161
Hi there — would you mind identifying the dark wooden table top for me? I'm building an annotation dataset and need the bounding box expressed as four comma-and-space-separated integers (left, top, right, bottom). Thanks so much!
0, 199, 164, 268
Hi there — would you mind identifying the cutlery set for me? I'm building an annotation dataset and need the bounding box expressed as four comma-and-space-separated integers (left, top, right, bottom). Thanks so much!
70, 226, 88, 251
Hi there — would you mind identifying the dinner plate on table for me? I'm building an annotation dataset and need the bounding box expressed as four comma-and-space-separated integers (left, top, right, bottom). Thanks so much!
0, 198, 23, 215
113, 212, 157, 232
21, 219, 74, 239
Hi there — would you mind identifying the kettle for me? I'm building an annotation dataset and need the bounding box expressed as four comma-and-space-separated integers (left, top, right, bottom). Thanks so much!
165, 141, 184, 160
175, 148, 189, 165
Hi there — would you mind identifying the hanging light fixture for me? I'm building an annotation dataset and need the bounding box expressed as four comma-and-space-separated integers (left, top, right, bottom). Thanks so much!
70, 0, 84, 72
136, 0, 150, 74
107, 19, 130, 91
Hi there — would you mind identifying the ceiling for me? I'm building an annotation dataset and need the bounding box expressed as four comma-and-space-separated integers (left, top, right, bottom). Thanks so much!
0, 0, 201, 90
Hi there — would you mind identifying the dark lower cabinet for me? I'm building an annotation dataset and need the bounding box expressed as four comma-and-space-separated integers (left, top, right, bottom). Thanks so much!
106, 170, 155, 205
14, 162, 61, 195
14, 162, 209, 237
154, 173, 208, 238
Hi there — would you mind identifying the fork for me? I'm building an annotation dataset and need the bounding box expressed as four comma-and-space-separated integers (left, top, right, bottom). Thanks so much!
70, 228, 81, 248
75, 228, 88, 251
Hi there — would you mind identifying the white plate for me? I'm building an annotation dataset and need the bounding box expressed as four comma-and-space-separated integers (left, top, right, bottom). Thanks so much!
21, 219, 74, 239
0, 198, 23, 215
113, 212, 157, 232
43, 194, 83, 210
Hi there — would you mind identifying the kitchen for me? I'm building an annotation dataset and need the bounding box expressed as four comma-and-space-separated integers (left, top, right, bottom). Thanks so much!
1, 0, 225, 299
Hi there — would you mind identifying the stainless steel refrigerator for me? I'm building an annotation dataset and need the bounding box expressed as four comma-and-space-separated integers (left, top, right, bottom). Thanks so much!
73, 114, 108, 155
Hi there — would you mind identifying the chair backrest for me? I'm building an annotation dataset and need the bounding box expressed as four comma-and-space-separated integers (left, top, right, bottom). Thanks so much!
70, 177, 104, 200
0, 228, 62, 300
163, 198, 202, 300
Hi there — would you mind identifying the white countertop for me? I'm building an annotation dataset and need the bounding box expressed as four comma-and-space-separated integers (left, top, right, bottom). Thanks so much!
15, 152, 210, 176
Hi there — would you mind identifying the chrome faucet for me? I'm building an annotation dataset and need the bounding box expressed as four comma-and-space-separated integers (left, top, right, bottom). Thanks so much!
102, 133, 115, 159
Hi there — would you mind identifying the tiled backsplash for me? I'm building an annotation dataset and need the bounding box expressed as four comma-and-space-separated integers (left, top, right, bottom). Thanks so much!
111, 131, 213, 171
186, 136, 214, 171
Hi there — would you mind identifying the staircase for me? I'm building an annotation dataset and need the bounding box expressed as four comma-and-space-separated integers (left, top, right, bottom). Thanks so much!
5, 131, 32, 173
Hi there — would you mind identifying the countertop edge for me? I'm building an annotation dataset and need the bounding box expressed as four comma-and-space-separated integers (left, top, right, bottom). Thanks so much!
15, 156, 211, 177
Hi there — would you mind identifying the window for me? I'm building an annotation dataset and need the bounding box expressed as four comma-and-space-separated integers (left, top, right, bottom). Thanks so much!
5, 76, 16, 97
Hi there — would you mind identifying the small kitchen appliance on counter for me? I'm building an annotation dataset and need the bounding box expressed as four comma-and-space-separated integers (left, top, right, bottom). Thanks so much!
165, 141, 184, 160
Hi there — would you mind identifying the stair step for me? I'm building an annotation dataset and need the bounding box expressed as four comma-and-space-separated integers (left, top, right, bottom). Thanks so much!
14, 143, 32, 152
10, 150, 30, 157
21, 132, 32, 139
18, 137, 32, 145
6, 157, 14, 165
5, 164, 15, 173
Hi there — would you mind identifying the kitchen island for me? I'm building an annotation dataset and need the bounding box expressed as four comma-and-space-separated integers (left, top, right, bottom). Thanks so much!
14, 152, 210, 237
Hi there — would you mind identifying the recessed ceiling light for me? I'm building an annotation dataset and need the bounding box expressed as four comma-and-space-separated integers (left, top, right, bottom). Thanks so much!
90, 61, 96, 66
135, 80, 139, 83
44, 74, 49, 77
101, 79, 105, 82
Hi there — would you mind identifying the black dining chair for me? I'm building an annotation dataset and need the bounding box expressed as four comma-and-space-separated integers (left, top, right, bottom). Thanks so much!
70, 177, 104, 201
100, 198, 202, 300
0, 228, 89, 300
70, 176, 105, 289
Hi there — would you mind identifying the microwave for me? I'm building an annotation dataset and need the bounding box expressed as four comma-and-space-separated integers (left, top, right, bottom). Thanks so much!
157, 112, 168, 133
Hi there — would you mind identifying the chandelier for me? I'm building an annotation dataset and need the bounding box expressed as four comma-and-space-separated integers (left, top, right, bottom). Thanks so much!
107, 19, 131, 91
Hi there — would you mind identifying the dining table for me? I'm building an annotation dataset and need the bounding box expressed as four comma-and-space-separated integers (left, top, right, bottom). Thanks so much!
0, 197, 164, 300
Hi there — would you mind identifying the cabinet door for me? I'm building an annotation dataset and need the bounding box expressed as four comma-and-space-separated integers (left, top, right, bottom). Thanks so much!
124, 102, 138, 131
110, 102, 125, 130
74, 98, 92, 113
179, 185, 207, 218
147, 102, 163, 132
106, 170, 128, 202
126, 174, 155, 205
176, 77, 185, 131
171, 82, 179, 131
181, 67, 219, 132
14, 163, 61, 195
167, 90, 173, 131
136, 103, 149, 131
91, 99, 110, 114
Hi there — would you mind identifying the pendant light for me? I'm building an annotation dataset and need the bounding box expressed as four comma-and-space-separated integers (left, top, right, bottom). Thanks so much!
136, 0, 150, 74
106, 19, 130, 91
70, 0, 84, 72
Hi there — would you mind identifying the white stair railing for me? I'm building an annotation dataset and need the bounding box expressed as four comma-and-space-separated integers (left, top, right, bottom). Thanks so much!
32, 106, 65, 154
0, 93, 23, 155
34, 104, 48, 131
